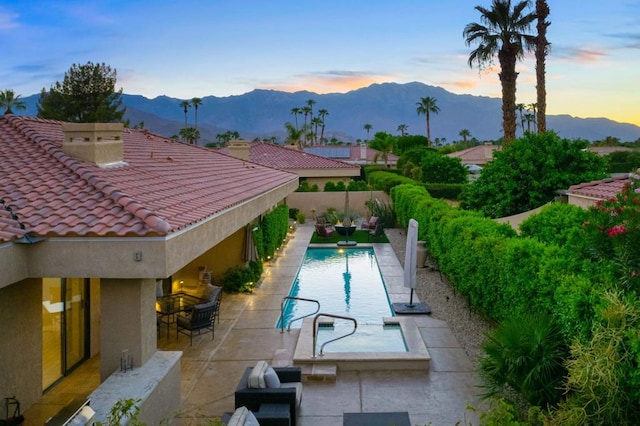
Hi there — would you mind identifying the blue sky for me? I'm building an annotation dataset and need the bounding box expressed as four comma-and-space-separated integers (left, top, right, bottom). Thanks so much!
2, 1, 639, 126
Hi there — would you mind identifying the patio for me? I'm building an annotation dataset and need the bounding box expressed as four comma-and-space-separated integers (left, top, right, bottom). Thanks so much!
26, 224, 483, 425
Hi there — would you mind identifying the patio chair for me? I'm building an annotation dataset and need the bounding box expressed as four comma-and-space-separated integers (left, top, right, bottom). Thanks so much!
176, 300, 217, 345
360, 216, 378, 230
234, 361, 302, 426
368, 222, 385, 242
315, 223, 334, 238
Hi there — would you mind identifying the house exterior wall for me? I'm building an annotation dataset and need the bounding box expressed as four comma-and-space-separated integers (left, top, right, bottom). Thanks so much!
100, 278, 156, 381
568, 194, 599, 209
0, 278, 42, 411
286, 191, 391, 220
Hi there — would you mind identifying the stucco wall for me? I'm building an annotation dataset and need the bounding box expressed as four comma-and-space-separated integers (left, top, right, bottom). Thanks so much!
0, 278, 42, 412
568, 195, 598, 209
286, 191, 390, 220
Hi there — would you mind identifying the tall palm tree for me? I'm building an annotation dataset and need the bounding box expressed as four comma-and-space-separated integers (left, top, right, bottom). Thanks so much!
306, 99, 316, 119
528, 102, 538, 129
179, 100, 191, 129
318, 109, 329, 145
516, 102, 526, 135
416, 96, 440, 147
310, 117, 322, 146
535, 0, 550, 133
191, 98, 202, 130
290, 107, 301, 130
397, 124, 408, 137
0, 89, 26, 115
464, 0, 537, 143
363, 124, 373, 141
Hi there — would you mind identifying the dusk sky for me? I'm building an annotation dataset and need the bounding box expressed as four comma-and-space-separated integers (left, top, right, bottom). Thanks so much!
2, 1, 639, 126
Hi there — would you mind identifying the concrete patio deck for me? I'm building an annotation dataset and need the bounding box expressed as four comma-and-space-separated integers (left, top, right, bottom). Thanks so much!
26, 224, 483, 425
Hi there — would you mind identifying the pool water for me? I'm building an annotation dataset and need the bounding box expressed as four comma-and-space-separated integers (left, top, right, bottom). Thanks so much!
278, 247, 407, 353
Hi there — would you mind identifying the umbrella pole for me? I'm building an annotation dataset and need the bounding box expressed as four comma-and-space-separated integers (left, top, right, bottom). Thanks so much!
407, 289, 415, 308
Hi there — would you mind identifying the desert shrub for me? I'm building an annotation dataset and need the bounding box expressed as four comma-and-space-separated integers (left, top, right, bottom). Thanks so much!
295, 211, 306, 224
478, 313, 567, 407
364, 198, 395, 228
221, 263, 258, 293
346, 179, 370, 191
288, 207, 299, 220
295, 181, 319, 192
550, 292, 640, 425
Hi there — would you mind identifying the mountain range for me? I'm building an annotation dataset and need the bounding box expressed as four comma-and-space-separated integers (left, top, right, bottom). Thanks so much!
17, 82, 640, 144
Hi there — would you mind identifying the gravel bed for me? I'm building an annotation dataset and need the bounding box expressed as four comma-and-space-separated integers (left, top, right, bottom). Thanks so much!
385, 227, 494, 364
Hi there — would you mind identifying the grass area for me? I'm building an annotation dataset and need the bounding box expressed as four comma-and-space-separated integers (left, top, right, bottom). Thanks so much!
310, 229, 388, 244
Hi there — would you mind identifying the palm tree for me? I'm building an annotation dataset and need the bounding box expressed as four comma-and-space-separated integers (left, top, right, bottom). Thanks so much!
397, 124, 408, 137
191, 98, 202, 129
284, 122, 303, 149
179, 127, 200, 145
306, 99, 316, 119
363, 124, 373, 141
318, 109, 329, 145
0, 89, 26, 115
290, 107, 301, 130
536, 0, 550, 133
310, 117, 322, 146
416, 96, 440, 147
528, 102, 538, 129
464, 0, 537, 143
516, 103, 526, 135
459, 129, 472, 143
179, 100, 191, 129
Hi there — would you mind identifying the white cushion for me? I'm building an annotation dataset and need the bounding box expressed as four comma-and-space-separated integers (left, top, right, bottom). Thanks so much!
281, 381, 303, 407
247, 360, 270, 388
244, 410, 260, 426
264, 366, 281, 388
227, 406, 248, 426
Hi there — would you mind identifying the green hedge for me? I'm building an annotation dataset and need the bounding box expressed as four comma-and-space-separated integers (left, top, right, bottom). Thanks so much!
368, 171, 421, 193
424, 183, 465, 200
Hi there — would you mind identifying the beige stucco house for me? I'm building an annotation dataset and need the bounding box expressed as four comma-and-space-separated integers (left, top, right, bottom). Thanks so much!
0, 116, 297, 422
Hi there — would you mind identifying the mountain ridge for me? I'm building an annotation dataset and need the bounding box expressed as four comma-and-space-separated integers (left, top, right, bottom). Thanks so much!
15, 82, 640, 143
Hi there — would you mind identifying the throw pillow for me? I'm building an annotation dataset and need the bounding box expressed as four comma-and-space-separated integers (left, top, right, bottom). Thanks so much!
264, 366, 281, 388
247, 360, 269, 388
244, 410, 260, 426
227, 406, 248, 426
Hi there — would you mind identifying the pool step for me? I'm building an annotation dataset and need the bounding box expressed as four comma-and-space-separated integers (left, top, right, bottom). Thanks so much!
300, 364, 337, 383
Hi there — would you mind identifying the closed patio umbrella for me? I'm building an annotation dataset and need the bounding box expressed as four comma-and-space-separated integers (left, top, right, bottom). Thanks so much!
242, 225, 259, 262
393, 218, 431, 314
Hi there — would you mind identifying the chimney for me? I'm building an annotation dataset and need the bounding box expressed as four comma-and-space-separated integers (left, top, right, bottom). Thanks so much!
228, 139, 250, 161
62, 123, 125, 166
360, 143, 367, 162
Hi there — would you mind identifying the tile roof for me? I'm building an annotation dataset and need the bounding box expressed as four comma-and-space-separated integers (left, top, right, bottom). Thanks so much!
219, 142, 360, 171
0, 116, 297, 242
446, 144, 501, 165
567, 174, 630, 200
305, 146, 399, 164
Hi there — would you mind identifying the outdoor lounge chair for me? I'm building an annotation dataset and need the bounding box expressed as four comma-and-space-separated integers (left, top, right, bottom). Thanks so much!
234, 362, 302, 426
368, 222, 385, 242
360, 216, 378, 230
315, 223, 335, 238
176, 300, 217, 345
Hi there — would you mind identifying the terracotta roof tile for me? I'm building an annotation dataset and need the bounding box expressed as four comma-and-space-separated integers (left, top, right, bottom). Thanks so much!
0, 116, 297, 242
219, 142, 360, 171
567, 175, 630, 200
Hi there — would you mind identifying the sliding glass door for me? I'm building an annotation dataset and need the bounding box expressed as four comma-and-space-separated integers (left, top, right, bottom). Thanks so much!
42, 278, 89, 391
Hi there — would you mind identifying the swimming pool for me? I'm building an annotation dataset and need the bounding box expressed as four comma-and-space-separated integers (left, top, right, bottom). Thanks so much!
278, 247, 407, 353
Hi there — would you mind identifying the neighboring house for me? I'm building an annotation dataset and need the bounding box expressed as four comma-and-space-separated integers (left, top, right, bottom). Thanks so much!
305, 145, 399, 167
587, 146, 634, 156
219, 141, 360, 190
566, 174, 630, 208
0, 116, 297, 421
446, 143, 501, 167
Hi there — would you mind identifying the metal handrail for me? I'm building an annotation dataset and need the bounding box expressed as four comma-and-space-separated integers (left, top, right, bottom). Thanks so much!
313, 313, 358, 357
280, 296, 320, 332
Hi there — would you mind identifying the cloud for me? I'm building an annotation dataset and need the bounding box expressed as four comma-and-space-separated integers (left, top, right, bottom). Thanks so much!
553, 45, 607, 63
260, 71, 398, 94
606, 32, 640, 49
0, 7, 19, 31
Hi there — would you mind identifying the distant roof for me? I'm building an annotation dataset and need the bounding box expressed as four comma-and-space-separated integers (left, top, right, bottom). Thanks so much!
219, 142, 360, 172
0, 116, 297, 242
447, 144, 501, 165
587, 146, 634, 156
304, 145, 399, 164
567, 174, 630, 200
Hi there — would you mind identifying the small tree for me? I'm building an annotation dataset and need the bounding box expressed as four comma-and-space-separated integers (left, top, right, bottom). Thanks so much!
0, 89, 26, 114
37, 62, 126, 122
460, 132, 608, 218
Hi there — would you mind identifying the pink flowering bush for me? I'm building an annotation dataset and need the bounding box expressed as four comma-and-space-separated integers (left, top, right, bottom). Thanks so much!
583, 172, 640, 292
